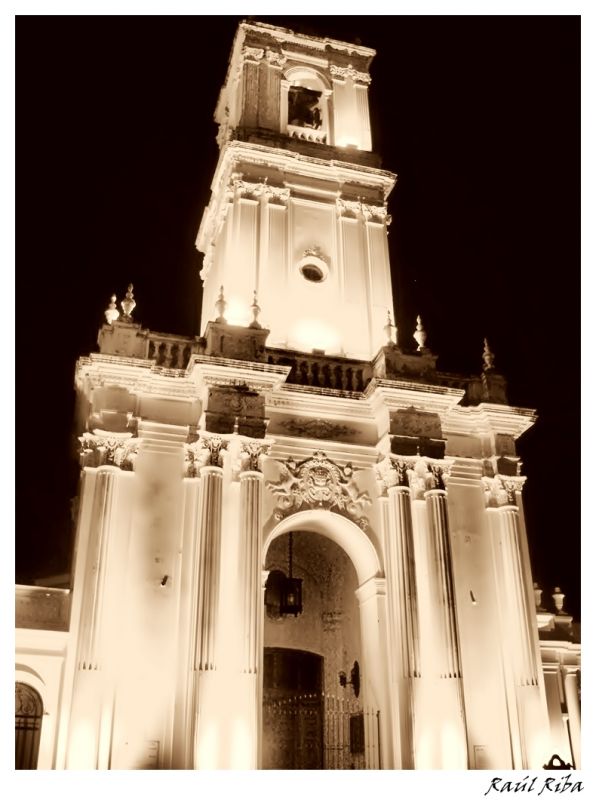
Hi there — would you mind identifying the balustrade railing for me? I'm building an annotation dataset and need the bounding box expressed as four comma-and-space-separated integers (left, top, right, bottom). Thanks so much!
146, 333, 199, 369
266, 349, 371, 392
287, 124, 327, 144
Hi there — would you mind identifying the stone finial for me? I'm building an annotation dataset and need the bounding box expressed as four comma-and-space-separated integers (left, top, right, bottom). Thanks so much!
483, 337, 495, 371
215, 285, 227, 324
552, 587, 565, 615
105, 294, 119, 325
533, 582, 544, 611
413, 315, 427, 351
249, 290, 262, 329
384, 310, 397, 346
120, 284, 136, 319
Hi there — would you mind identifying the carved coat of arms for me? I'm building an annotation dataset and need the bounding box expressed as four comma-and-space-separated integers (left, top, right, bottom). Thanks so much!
266, 451, 371, 529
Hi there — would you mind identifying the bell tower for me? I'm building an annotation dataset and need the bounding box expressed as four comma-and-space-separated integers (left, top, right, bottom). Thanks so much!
196, 21, 396, 360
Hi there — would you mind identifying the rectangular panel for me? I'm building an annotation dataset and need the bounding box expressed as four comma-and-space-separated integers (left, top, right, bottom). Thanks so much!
341, 217, 365, 304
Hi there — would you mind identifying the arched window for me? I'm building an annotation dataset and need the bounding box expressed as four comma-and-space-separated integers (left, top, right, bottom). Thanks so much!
15, 683, 43, 769
282, 68, 331, 145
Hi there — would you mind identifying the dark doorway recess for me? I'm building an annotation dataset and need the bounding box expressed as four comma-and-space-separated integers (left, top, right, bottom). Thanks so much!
263, 647, 324, 769
15, 683, 43, 769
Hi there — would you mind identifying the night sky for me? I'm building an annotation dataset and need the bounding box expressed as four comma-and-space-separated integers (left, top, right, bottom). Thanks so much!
17, 16, 580, 618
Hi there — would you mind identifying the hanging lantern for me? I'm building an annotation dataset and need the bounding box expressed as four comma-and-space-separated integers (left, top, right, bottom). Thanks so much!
280, 532, 303, 616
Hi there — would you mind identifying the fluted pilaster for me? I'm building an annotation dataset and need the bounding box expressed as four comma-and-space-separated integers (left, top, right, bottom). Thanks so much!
564, 671, 581, 768
66, 467, 117, 769
239, 471, 263, 674
385, 485, 419, 769
387, 486, 420, 680
195, 465, 224, 672
499, 506, 538, 687
425, 490, 461, 680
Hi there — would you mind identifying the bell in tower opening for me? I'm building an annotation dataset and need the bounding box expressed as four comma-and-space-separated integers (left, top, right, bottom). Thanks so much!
288, 85, 323, 129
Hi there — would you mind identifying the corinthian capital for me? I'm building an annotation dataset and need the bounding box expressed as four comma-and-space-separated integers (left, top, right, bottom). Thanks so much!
79, 432, 139, 471
232, 178, 265, 200
239, 439, 271, 473
482, 475, 526, 507
262, 184, 291, 205
330, 64, 371, 84
242, 46, 265, 63
336, 198, 362, 218
362, 203, 391, 225
184, 434, 228, 476
266, 49, 287, 68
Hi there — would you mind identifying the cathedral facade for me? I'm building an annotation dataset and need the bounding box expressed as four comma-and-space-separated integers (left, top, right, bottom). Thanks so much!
15, 21, 580, 771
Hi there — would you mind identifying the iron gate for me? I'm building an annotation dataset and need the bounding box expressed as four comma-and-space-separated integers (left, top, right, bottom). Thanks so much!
262, 692, 380, 769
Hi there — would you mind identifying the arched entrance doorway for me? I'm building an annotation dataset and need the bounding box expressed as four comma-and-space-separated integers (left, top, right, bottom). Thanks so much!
261, 511, 392, 770
15, 683, 43, 769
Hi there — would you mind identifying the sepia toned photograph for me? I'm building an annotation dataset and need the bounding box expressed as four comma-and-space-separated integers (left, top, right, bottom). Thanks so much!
16, 13, 580, 772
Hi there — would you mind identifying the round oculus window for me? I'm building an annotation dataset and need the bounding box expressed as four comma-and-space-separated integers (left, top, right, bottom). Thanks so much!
300, 263, 325, 282
297, 252, 329, 283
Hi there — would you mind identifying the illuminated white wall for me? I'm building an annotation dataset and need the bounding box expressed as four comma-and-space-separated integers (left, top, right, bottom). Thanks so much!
199, 173, 394, 360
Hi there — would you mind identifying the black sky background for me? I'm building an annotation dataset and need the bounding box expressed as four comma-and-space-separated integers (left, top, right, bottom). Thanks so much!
17, 16, 580, 618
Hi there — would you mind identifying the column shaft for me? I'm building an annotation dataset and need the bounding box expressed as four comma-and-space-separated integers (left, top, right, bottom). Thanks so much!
193, 465, 224, 768
422, 489, 467, 768
564, 672, 581, 768
66, 468, 117, 769
385, 485, 419, 768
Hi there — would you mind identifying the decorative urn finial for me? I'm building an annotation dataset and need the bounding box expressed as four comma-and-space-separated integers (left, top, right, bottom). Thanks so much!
120, 283, 136, 320
249, 289, 262, 329
483, 337, 495, 370
413, 314, 427, 351
533, 582, 544, 611
552, 587, 565, 615
215, 285, 227, 323
384, 309, 397, 345
105, 294, 119, 325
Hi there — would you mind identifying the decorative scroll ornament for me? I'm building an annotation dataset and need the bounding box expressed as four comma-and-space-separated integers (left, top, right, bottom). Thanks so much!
329, 64, 372, 84
482, 475, 526, 507
266, 451, 371, 529
15, 683, 41, 716
376, 455, 450, 498
184, 434, 228, 476
278, 417, 357, 440
79, 432, 139, 470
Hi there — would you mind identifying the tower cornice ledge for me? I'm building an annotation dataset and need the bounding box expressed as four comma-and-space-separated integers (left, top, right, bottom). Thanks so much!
189, 354, 290, 393
444, 403, 537, 439
75, 353, 198, 400
366, 378, 465, 417
239, 20, 377, 61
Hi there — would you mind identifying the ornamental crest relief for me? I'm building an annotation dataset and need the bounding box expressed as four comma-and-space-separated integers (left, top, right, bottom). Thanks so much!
266, 451, 371, 529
